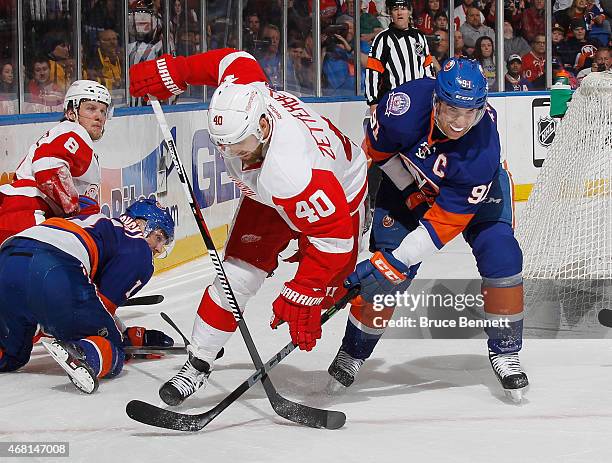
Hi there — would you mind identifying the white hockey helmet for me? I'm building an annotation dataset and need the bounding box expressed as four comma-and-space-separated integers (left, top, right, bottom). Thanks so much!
208, 82, 268, 153
63, 80, 112, 115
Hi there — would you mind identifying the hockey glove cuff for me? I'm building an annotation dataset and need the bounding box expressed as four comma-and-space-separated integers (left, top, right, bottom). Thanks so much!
77, 195, 100, 216
345, 251, 415, 303
124, 326, 174, 348
129, 54, 188, 100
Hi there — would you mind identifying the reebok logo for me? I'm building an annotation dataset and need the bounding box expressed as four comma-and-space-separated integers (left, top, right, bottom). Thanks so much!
281, 286, 324, 306
156, 59, 183, 95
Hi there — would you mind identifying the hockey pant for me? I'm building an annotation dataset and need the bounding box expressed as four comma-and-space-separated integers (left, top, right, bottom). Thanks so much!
341, 168, 524, 361
189, 195, 364, 364
0, 238, 124, 378
0, 194, 51, 245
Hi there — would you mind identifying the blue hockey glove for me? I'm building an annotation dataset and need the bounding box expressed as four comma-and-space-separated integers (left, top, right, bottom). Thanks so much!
345, 251, 415, 302
124, 326, 174, 348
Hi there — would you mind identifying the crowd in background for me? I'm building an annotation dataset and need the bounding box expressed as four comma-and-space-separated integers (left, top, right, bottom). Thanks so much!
0, 0, 610, 115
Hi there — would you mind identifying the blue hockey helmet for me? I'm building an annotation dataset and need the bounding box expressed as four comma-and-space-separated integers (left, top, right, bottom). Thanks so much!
125, 198, 175, 256
434, 58, 488, 109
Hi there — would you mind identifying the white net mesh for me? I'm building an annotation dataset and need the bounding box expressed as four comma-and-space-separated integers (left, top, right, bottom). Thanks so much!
516, 71, 612, 334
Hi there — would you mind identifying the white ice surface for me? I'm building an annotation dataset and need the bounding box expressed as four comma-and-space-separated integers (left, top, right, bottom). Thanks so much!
3, 234, 612, 463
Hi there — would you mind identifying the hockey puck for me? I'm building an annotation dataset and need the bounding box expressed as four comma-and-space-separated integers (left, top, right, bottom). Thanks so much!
597, 309, 612, 327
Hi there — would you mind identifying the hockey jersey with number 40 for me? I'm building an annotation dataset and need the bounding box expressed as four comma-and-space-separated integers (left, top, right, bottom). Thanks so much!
174, 48, 369, 289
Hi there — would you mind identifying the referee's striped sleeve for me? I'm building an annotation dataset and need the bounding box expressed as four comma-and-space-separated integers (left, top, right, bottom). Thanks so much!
365, 31, 386, 105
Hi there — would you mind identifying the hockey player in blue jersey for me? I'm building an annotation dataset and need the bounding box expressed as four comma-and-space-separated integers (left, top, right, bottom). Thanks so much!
0, 198, 176, 393
328, 58, 528, 401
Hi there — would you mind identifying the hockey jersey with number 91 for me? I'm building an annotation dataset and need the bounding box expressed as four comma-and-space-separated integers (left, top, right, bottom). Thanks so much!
175, 48, 368, 289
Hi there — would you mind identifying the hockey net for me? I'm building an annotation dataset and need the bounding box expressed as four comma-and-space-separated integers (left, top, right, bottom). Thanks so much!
516, 71, 612, 334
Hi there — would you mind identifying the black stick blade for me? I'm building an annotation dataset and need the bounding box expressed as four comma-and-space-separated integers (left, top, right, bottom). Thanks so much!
123, 295, 165, 307
266, 388, 346, 429
126, 400, 208, 432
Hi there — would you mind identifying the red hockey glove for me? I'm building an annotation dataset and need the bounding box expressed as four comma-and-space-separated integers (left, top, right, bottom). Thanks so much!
129, 54, 188, 100
270, 281, 325, 351
124, 326, 174, 348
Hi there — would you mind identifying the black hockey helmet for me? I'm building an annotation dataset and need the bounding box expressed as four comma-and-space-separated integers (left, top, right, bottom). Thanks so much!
386, 0, 413, 10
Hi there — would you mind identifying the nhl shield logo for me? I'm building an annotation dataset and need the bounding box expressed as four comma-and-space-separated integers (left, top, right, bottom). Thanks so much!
537, 116, 556, 147
415, 42, 424, 56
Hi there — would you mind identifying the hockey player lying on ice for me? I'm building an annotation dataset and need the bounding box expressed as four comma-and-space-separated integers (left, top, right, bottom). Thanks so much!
329, 58, 529, 402
129, 48, 368, 405
0, 199, 176, 393
0, 80, 112, 244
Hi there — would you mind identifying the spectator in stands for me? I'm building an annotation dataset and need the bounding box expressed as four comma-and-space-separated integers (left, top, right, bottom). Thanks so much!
454, 29, 468, 58
585, 0, 610, 47
243, 11, 261, 55
522, 34, 546, 89
552, 23, 566, 58
0, 61, 14, 95
504, 20, 531, 58
460, 6, 495, 54
502, 0, 526, 36
453, 0, 484, 30
360, 7, 384, 43
559, 18, 601, 71
258, 23, 282, 89
473, 36, 496, 88
87, 29, 123, 91
432, 28, 449, 65
504, 54, 531, 91
26, 56, 64, 107
415, 0, 441, 35
433, 11, 449, 31
176, 25, 200, 56
576, 46, 610, 82
521, 0, 546, 43
555, 0, 589, 35
322, 14, 356, 95
44, 34, 74, 93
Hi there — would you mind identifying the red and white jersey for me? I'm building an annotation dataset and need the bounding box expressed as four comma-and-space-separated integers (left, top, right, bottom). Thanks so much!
0, 120, 100, 215
181, 48, 368, 289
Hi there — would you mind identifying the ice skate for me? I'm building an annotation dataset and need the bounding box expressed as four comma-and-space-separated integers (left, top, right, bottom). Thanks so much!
42, 340, 99, 394
327, 348, 365, 391
159, 353, 211, 406
489, 348, 529, 403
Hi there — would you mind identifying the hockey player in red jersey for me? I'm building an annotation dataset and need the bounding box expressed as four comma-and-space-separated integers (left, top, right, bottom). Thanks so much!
129, 48, 368, 405
0, 80, 112, 244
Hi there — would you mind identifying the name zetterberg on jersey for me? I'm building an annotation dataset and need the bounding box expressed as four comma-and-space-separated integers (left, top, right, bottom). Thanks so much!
270, 91, 338, 160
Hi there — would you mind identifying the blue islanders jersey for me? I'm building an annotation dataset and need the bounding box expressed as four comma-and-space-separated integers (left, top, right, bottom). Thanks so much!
12, 214, 154, 313
367, 77, 501, 248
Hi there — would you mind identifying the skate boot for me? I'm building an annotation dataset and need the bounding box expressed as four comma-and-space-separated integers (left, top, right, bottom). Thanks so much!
159, 353, 211, 406
42, 340, 99, 394
328, 348, 365, 388
488, 348, 529, 403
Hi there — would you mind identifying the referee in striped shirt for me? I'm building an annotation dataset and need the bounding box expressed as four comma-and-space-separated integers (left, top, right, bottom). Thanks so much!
365, 0, 435, 112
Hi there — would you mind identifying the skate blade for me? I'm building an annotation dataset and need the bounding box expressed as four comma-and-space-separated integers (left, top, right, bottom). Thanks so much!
42, 341, 98, 394
324, 377, 348, 395
504, 386, 527, 404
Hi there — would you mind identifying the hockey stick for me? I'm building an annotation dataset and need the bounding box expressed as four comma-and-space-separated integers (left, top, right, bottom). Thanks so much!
125, 287, 358, 431
160, 311, 225, 360
122, 295, 164, 306
147, 97, 345, 429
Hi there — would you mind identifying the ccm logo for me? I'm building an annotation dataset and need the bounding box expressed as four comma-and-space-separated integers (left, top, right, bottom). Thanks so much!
373, 257, 405, 284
